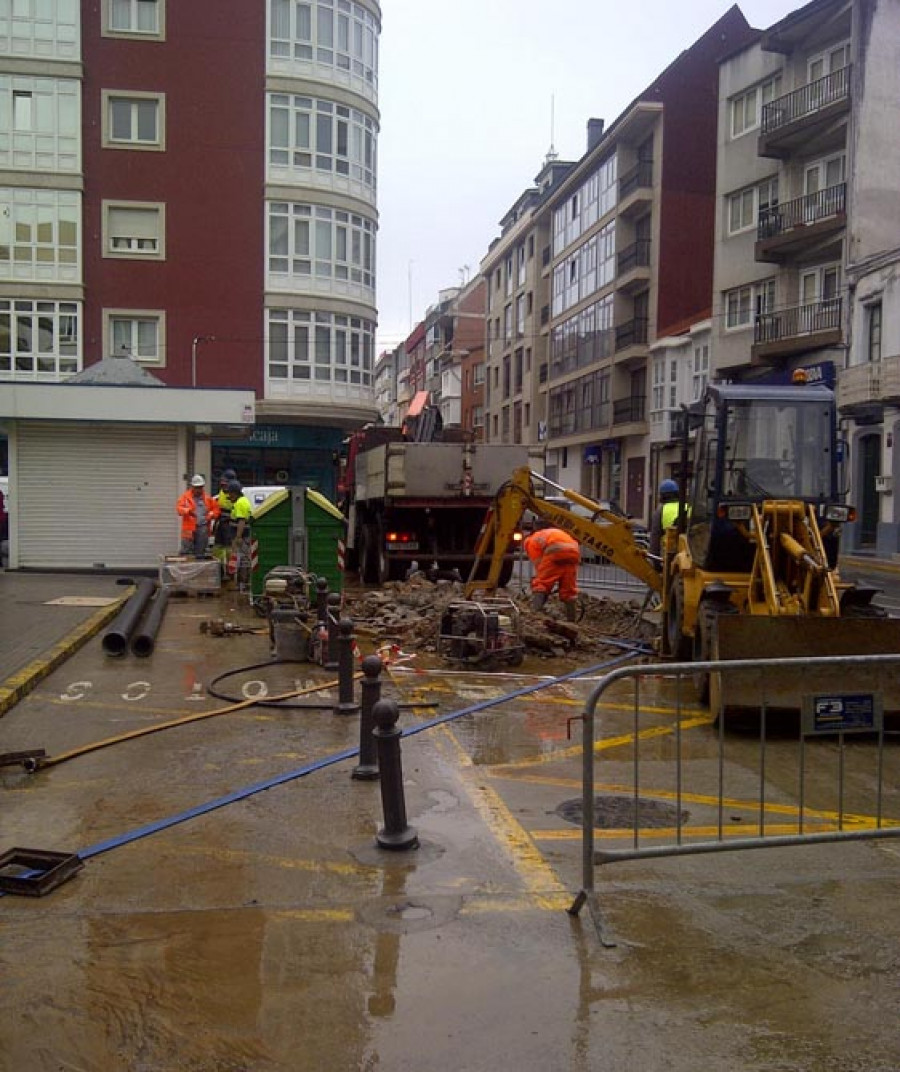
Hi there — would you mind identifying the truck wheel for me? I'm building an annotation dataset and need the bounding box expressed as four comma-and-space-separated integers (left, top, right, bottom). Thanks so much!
376, 535, 391, 586
360, 524, 379, 585
692, 601, 736, 703
667, 576, 692, 662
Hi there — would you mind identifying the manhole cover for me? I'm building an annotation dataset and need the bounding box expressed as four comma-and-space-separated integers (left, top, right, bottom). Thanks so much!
556, 795, 689, 829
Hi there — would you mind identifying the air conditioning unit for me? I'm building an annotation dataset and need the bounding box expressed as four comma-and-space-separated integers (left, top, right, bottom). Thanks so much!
875, 475, 893, 494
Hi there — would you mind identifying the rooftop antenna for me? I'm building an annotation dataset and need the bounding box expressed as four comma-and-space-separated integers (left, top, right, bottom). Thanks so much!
458, 265, 470, 286
545, 94, 558, 164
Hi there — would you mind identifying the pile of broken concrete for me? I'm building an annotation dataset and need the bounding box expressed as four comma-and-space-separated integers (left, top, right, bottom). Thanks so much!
342, 575, 658, 664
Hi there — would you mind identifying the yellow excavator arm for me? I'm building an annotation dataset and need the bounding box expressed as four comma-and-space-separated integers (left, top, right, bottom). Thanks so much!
465, 467, 663, 599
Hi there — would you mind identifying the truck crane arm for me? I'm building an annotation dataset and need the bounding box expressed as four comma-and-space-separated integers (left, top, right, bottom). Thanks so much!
465, 467, 663, 599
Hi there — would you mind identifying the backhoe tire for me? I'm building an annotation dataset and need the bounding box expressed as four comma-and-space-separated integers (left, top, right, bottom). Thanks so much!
667, 575, 692, 662
693, 600, 736, 704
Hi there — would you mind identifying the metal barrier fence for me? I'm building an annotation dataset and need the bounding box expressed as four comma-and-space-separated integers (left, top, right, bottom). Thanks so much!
568, 655, 900, 936
507, 555, 654, 603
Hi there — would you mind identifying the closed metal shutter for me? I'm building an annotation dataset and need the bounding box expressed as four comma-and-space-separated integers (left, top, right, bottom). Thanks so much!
17, 423, 181, 570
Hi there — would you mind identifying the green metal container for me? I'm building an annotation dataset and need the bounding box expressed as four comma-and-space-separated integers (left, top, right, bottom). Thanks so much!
251, 487, 346, 596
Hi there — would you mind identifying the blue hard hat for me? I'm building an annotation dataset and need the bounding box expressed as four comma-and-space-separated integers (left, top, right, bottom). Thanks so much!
660, 479, 679, 496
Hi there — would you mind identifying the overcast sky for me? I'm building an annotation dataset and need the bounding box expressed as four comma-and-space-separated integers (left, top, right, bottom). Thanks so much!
374, 0, 803, 354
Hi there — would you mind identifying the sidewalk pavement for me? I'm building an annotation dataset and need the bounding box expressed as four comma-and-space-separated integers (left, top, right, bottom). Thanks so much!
0, 571, 132, 717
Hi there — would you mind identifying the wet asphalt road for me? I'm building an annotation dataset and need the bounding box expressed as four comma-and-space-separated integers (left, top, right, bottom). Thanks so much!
1, 581, 900, 1070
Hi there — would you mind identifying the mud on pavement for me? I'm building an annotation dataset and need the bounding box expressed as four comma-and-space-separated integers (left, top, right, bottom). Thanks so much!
1, 576, 900, 1071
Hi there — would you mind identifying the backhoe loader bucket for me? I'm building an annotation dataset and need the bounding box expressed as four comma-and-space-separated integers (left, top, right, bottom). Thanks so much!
709, 615, 900, 724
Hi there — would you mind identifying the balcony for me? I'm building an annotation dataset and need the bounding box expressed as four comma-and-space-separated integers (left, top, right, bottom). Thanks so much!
614, 317, 649, 365
837, 355, 900, 412
618, 160, 653, 218
756, 184, 846, 263
758, 67, 851, 159
613, 395, 646, 431
617, 239, 651, 292
752, 298, 841, 363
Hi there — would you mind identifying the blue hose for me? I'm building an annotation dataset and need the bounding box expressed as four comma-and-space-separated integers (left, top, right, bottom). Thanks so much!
2, 641, 649, 892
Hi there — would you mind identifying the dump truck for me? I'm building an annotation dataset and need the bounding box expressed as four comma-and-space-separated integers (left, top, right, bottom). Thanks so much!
465, 377, 900, 719
339, 402, 544, 585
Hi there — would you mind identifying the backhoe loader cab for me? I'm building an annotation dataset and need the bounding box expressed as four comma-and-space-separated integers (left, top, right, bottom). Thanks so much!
686, 383, 843, 573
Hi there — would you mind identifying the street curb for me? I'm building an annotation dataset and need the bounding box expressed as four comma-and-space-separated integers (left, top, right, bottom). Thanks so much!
0, 594, 129, 719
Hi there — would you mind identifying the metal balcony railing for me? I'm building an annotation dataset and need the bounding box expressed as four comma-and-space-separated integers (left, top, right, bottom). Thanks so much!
615, 317, 649, 351
754, 298, 841, 346
758, 183, 846, 240
761, 66, 851, 136
613, 396, 646, 424
618, 159, 653, 199
617, 238, 651, 274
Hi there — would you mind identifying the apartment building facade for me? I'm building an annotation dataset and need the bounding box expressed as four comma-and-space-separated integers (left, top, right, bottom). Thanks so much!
480, 157, 572, 469
483, 7, 754, 524
0, 0, 381, 497
712, 0, 900, 553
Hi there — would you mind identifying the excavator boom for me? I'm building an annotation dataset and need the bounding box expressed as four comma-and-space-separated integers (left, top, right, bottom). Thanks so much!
466, 468, 662, 599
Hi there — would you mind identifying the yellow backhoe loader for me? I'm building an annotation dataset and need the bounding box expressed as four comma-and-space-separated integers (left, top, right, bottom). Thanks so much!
466, 378, 900, 720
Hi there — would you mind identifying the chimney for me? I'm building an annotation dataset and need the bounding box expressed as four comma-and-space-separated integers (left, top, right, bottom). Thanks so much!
587, 117, 605, 152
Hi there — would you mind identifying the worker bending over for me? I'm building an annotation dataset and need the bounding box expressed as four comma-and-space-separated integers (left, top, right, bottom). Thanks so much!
523, 521, 581, 622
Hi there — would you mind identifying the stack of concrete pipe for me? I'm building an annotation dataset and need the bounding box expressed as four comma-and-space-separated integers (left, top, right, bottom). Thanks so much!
101, 579, 170, 659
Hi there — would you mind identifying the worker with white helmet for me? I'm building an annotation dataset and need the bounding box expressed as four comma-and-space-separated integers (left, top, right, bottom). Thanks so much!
176, 474, 220, 556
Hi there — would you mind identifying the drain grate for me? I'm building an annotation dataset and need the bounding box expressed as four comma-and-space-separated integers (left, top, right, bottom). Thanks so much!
556, 795, 689, 829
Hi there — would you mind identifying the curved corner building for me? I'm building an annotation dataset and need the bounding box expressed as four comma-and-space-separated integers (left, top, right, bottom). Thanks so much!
0, 1, 382, 498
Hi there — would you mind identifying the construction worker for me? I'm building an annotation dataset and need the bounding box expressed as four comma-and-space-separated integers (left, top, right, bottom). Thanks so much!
212, 468, 238, 560
176, 475, 220, 556
649, 479, 685, 557
523, 521, 582, 622
224, 480, 253, 585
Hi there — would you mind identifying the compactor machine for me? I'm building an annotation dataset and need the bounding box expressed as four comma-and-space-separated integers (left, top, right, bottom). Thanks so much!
466, 378, 900, 720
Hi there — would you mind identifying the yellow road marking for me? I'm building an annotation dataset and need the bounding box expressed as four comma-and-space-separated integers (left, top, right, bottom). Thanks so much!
488, 771, 899, 828
491, 714, 715, 769
393, 675, 566, 904
530, 821, 897, 841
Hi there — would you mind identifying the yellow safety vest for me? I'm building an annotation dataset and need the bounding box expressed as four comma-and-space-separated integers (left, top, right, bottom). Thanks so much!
661, 500, 689, 529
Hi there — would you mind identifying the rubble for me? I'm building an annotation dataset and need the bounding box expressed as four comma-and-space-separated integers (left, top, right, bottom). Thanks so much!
341, 577, 658, 665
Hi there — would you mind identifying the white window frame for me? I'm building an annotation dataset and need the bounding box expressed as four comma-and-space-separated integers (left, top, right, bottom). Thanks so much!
725, 280, 776, 331
731, 74, 782, 138
102, 200, 166, 260
103, 0, 165, 40
728, 176, 779, 236
808, 41, 850, 83
0, 187, 80, 283
0, 0, 80, 60
0, 297, 81, 379
102, 90, 165, 151
104, 308, 166, 366
0, 75, 80, 172
692, 343, 709, 401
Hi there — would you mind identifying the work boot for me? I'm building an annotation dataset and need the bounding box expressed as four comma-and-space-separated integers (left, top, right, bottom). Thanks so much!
531, 591, 548, 612
563, 600, 578, 623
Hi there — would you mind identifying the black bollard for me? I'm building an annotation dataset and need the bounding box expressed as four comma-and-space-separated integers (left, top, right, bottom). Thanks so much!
353, 655, 383, 780
373, 699, 418, 851
325, 592, 341, 671
334, 617, 360, 717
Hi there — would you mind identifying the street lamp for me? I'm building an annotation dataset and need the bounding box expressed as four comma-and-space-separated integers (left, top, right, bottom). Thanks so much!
191, 335, 216, 387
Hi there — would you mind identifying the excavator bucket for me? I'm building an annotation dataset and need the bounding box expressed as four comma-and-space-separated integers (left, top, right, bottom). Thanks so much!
709, 615, 900, 724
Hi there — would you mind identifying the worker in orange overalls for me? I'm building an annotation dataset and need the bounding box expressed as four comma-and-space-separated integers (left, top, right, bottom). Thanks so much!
176, 474, 220, 556
523, 521, 581, 621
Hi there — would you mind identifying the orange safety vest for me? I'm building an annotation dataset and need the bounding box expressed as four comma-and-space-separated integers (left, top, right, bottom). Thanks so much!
176, 489, 220, 537
523, 528, 581, 564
